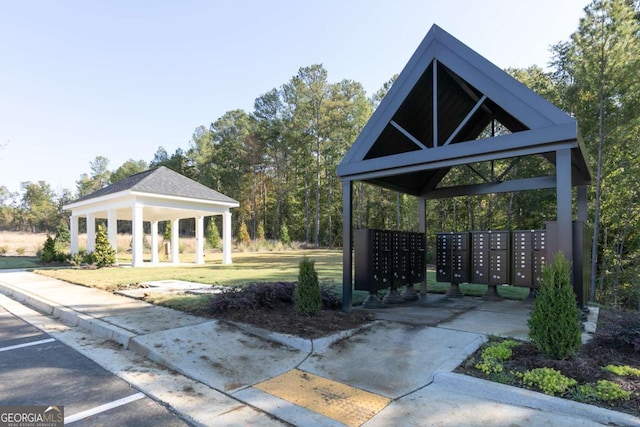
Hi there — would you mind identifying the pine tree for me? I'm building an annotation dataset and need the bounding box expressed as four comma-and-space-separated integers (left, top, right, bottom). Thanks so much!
93, 224, 116, 268
237, 221, 250, 245
206, 219, 221, 249
528, 252, 581, 359
294, 257, 322, 316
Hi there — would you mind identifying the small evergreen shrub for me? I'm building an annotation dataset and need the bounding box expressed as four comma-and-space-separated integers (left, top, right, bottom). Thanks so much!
163, 221, 172, 241
0, 246, 7, 255
206, 220, 221, 249
40, 235, 57, 263
528, 252, 581, 359
295, 257, 322, 316
93, 224, 116, 268
237, 221, 251, 245
257, 222, 265, 241
520, 367, 577, 396
55, 222, 71, 244
280, 223, 291, 245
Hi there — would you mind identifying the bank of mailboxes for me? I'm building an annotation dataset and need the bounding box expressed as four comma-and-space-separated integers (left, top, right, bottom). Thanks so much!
355, 229, 426, 292
437, 230, 546, 288
512, 230, 546, 288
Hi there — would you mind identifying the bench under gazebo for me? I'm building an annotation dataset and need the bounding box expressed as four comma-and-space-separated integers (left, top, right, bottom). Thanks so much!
63, 166, 239, 267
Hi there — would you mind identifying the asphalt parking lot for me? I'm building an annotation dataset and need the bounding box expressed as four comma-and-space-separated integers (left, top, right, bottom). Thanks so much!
0, 306, 189, 426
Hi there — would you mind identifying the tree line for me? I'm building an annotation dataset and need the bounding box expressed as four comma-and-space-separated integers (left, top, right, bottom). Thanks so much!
1, 0, 638, 308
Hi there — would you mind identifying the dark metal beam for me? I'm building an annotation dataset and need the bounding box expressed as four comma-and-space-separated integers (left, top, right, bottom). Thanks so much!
444, 95, 488, 146
390, 120, 429, 150
341, 180, 353, 312
433, 59, 438, 147
556, 149, 573, 262
423, 176, 557, 199
420, 167, 451, 193
337, 124, 578, 179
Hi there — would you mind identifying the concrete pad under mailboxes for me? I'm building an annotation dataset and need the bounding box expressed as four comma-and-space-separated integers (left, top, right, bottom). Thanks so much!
129, 320, 307, 393
299, 322, 486, 399
438, 306, 531, 340
355, 294, 481, 326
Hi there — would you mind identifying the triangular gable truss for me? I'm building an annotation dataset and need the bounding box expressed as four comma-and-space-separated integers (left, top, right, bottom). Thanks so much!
337, 25, 591, 197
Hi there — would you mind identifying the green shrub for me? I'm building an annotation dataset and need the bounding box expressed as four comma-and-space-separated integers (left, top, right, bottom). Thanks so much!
0, 246, 7, 255
521, 367, 577, 395
55, 222, 70, 244
528, 252, 581, 359
295, 257, 322, 316
15, 247, 26, 255
257, 222, 265, 241
603, 364, 640, 377
163, 221, 172, 241
280, 223, 291, 245
40, 235, 58, 263
577, 380, 631, 401
237, 221, 251, 245
474, 339, 520, 375
93, 224, 116, 268
206, 220, 221, 249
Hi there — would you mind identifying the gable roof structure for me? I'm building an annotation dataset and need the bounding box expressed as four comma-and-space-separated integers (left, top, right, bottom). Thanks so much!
337, 24, 591, 197
71, 166, 238, 206
63, 166, 238, 267
338, 24, 593, 311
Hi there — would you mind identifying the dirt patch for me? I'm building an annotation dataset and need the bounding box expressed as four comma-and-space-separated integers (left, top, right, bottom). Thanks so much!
456, 308, 640, 418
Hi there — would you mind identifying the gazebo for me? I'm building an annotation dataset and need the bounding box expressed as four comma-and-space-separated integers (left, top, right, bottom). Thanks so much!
337, 25, 592, 310
63, 166, 239, 267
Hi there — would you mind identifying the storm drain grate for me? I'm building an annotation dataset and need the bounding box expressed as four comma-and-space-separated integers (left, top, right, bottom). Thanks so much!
254, 369, 391, 427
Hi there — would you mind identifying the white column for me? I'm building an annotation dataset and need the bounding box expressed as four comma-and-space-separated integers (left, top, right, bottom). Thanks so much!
107, 209, 118, 254
132, 204, 144, 267
195, 215, 205, 264
150, 221, 159, 263
70, 215, 79, 255
86, 213, 96, 253
222, 211, 232, 265
171, 218, 180, 264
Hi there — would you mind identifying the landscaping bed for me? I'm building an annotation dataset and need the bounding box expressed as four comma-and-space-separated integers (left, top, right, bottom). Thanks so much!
455, 308, 640, 418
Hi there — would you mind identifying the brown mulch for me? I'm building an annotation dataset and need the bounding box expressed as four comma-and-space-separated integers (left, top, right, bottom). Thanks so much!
455, 308, 640, 418
212, 304, 373, 339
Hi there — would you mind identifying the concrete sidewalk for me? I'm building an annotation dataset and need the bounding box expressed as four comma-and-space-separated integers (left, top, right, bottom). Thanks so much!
1, 270, 638, 427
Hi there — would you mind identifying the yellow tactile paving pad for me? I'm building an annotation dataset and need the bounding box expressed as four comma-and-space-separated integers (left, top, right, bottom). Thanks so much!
254, 369, 391, 427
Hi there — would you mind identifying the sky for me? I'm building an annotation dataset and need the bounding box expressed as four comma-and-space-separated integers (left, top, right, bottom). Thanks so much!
0, 0, 589, 196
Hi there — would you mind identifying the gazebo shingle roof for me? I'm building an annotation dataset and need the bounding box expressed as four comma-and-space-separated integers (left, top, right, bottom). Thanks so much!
72, 166, 238, 205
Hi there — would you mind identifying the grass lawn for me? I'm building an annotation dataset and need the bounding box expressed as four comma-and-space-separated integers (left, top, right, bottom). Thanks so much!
31, 249, 529, 314
35, 249, 345, 291
0, 256, 43, 269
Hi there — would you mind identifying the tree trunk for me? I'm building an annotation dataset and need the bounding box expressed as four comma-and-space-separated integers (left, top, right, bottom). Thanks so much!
590, 41, 606, 303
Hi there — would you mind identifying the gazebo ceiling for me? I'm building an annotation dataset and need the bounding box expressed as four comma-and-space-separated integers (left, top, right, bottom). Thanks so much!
337, 25, 592, 198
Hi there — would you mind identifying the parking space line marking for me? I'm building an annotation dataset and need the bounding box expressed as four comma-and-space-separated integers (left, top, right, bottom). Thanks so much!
65, 392, 146, 424
0, 338, 55, 352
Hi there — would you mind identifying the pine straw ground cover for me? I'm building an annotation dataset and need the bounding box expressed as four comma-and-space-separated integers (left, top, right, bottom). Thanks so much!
456, 308, 640, 418
204, 281, 373, 339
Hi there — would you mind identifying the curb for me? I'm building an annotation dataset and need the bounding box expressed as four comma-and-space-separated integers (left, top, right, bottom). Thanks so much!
0, 281, 136, 347
433, 372, 640, 427
227, 319, 381, 353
